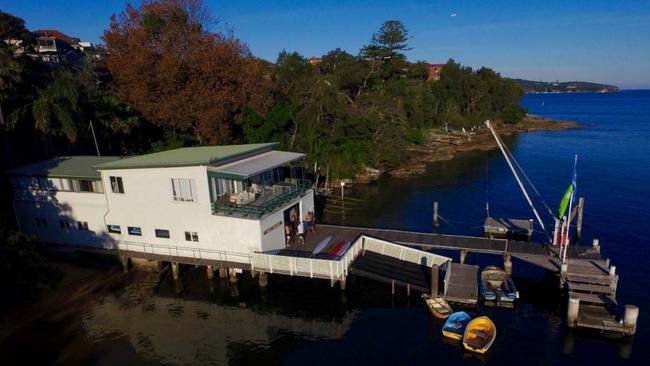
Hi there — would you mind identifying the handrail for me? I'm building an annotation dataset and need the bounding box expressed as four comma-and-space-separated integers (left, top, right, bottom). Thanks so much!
212, 180, 311, 218
117, 240, 253, 264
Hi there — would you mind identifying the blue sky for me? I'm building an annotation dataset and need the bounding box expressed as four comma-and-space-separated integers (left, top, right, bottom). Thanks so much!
3, 0, 650, 88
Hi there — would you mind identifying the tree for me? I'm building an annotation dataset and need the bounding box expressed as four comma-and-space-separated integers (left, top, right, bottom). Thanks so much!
0, 10, 33, 44
362, 20, 411, 60
103, 0, 271, 144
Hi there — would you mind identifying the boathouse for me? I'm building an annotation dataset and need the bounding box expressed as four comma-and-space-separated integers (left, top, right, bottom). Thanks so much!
9, 143, 313, 264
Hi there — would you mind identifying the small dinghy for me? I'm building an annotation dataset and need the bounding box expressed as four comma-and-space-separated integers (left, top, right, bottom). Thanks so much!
442, 311, 472, 340
421, 294, 453, 319
480, 266, 519, 305
463, 316, 496, 354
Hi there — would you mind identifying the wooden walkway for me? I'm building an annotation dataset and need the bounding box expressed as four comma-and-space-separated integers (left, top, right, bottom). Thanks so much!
445, 263, 479, 306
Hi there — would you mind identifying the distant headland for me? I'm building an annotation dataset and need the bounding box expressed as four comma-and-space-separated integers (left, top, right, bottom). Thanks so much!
511, 79, 619, 93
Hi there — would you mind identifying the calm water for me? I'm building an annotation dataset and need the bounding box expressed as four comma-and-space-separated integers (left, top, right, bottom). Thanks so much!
3, 91, 649, 365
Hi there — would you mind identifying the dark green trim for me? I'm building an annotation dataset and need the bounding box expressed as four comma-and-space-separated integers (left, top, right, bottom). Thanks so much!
10, 173, 102, 181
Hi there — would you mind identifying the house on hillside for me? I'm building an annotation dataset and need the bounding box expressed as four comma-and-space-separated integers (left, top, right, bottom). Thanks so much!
8, 143, 314, 266
426, 63, 445, 81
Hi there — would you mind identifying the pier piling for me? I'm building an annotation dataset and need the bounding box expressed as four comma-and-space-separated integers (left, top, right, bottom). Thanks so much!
258, 271, 268, 288
430, 264, 439, 297
623, 305, 639, 334
592, 238, 600, 253
433, 201, 439, 228
206, 265, 214, 280
503, 254, 512, 275
218, 266, 228, 279
576, 197, 585, 239
171, 262, 179, 280
391, 280, 395, 296
567, 296, 580, 327
460, 250, 468, 264
340, 279, 347, 291
228, 268, 239, 283
120, 255, 130, 273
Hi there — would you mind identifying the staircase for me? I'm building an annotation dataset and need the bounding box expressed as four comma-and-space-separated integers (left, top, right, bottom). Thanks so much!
561, 258, 618, 307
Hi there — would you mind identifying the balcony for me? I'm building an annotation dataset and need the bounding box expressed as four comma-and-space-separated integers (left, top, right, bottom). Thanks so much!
212, 179, 311, 218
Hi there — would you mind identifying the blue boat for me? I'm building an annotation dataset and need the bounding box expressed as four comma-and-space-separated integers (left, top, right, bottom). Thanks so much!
442, 311, 472, 340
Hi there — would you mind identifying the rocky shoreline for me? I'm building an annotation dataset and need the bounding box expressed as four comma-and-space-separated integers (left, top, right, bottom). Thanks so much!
360, 115, 579, 180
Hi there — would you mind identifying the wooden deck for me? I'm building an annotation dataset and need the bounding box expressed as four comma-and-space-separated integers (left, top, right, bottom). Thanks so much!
444, 263, 479, 306
350, 251, 431, 293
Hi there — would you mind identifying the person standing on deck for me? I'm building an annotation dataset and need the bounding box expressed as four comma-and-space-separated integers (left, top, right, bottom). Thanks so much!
305, 211, 316, 233
297, 220, 305, 245
284, 223, 291, 246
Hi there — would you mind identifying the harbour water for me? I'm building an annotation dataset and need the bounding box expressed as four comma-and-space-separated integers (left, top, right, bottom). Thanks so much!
1, 91, 649, 365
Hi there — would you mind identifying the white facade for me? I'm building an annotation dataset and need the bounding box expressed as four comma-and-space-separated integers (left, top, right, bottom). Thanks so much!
10, 150, 314, 266
100, 165, 313, 265
12, 185, 112, 248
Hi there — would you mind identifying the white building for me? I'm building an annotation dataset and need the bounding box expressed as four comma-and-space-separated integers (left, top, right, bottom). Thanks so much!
9, 143, 314, 267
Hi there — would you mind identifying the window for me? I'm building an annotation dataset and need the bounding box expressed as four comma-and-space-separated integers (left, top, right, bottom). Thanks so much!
110, 176, 124, 194
155, 229, 170, 238
107, 224, 121, 234
185, 231, 199, 242
78, 180, 94, 192
59, 220, 71, 230
77, 221, 89, 231
128, 226, 142, 236
171, 178, 196, 202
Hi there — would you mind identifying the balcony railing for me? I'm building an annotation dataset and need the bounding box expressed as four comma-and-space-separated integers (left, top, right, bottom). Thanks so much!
212, 179, 311, 218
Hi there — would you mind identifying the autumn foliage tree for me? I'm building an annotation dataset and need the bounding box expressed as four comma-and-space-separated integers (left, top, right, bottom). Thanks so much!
103, 0, 271, 143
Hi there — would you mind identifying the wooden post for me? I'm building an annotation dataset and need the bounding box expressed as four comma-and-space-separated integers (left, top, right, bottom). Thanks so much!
576, 197, 585, 239
218, 266, 228, 279
391, 280, 395, 296
206, 265, 214, 280
406, 283, 411, 297
459, 250, 467, 264
567, 296, 580, 327
433, 201, 439, 228
340, 278, 347, 291
228, 268, 239, 283
171, 262, 179, 280
120, 255, 129, 274
503, 254, 512, 275
430, 265, 439, 297
258, 271, 268, 288
623, 305, 639, 334
553, 218, 560, 246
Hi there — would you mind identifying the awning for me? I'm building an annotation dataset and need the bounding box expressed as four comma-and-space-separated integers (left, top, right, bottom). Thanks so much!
207, 150, 305, 180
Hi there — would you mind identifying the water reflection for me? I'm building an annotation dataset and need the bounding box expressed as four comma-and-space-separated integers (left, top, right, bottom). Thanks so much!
81, 269, 358, 365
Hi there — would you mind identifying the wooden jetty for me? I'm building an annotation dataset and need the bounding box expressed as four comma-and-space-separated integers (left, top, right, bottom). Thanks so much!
117, 221, 637, 336
483, 217, 533, 240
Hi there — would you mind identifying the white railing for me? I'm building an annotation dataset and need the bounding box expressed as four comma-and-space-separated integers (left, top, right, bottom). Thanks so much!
362, 236, 451, 267
251, 236, 365, 284
118, 241, 253, 266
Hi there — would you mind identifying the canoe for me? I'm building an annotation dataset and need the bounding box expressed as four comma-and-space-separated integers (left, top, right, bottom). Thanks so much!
421, 294, 453, 319
480, 265, 518, 304
312, 235, 332, 255
442, 311, 472, 340
463, 316, 496, 354
326, 240, 347, 256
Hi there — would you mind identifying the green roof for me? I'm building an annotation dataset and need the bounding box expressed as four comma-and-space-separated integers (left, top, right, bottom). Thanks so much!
9, 156, 121, 179
95, 143, 278, 170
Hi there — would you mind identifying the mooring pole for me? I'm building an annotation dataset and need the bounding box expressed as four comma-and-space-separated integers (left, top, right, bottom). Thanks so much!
430, 265, 439, 297
433, 201, 439, 228
576, 197, 585, 239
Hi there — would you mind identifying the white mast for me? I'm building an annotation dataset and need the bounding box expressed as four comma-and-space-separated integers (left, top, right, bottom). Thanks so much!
484, 120, 547, 233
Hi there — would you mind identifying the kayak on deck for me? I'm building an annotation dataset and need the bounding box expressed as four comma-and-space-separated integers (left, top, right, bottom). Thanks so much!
442, 311, 472, 340
463, 316, 496, 354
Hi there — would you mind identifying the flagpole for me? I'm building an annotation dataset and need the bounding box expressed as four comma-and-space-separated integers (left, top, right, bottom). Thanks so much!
562, 154, 578, 263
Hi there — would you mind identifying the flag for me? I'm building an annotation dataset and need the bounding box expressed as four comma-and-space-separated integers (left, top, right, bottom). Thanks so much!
558, 157, 578, 218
